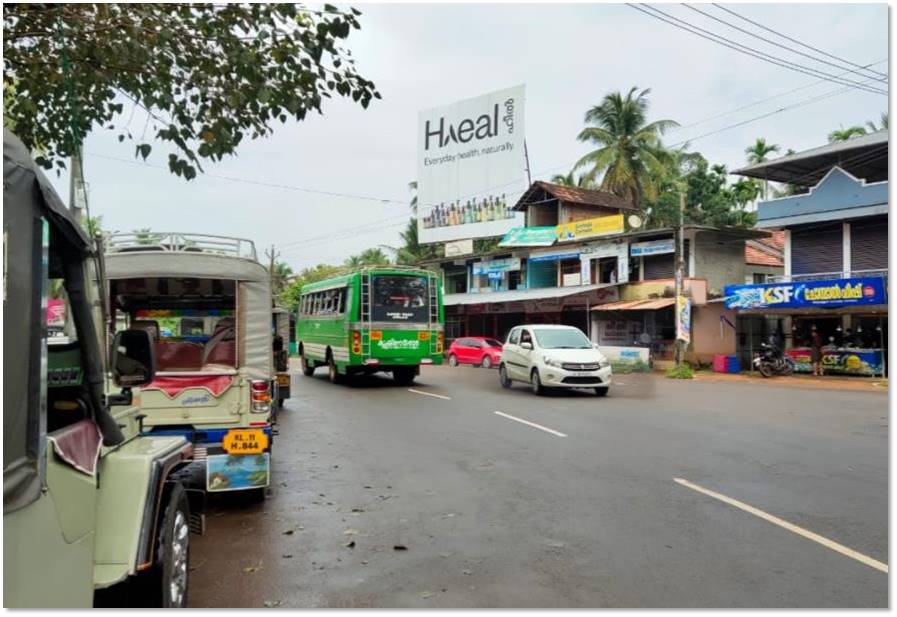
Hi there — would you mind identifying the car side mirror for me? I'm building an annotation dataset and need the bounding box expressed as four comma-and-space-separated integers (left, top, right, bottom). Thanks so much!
111, 329, 156, 387
520, 341, 533, 350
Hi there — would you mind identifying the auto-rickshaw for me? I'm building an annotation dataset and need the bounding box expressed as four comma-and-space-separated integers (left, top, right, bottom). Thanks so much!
3, 129, 197, 607
103, 233, 275, 500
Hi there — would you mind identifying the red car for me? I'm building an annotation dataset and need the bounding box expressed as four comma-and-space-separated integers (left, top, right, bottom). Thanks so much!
447, 337, 503, 369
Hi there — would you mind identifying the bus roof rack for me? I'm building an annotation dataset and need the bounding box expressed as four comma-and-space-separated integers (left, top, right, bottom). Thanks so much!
105, 232, 258, 261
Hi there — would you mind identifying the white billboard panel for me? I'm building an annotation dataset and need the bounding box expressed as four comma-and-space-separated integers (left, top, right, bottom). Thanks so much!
417, 85, 526, 244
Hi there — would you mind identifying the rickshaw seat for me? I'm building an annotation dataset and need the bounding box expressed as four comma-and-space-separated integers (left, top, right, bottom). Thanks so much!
204, 340, 236, 367
155, 340, 204, 370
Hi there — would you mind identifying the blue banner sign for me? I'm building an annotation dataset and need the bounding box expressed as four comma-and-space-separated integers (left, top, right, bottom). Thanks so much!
724, 276, 886, 310
630, 238, 674, 257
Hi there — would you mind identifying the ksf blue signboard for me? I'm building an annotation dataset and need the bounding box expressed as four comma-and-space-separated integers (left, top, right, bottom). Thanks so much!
724, 277, 886, 310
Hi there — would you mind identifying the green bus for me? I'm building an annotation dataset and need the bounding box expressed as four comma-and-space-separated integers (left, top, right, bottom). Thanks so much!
296, 267, 444, 385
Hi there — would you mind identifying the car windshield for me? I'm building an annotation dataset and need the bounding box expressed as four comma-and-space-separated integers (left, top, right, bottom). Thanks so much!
484, 339, 503, 348
533, 328, 593, 349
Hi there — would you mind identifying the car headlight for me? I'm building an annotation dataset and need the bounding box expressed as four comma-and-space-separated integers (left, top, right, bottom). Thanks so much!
597, 356, 610, 369
543, 356, 562, 367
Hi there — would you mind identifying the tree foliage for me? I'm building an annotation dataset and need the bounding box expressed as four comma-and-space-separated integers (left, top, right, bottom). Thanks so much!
644, 155, 758, 229
3, 3, 380, 177
827, 125, 867, 143
574, 87, 678, 208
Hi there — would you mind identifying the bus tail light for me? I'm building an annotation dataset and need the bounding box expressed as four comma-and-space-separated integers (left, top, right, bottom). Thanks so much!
436, 332, 444, 353
250, 380, 271, 413
352, 330, 362, 354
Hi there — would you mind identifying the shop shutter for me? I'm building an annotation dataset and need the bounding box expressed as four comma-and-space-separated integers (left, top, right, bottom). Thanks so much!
791, 224, 842, 275
850, 215, 888, 272
643, 254, 673, 279
642, 240, 688, 280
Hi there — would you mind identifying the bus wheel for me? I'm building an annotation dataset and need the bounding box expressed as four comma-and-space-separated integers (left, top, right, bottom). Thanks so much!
300, 352, 315, 377
328, 356, 343, 384
392, 367, 416, 386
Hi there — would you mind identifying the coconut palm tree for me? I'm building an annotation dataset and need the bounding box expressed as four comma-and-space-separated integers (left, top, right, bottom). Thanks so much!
573, 87, 679, 209
744, 138, 781, 200
550, 171, 591, 188
866, 112, 888, 133
827, 125, 867, 143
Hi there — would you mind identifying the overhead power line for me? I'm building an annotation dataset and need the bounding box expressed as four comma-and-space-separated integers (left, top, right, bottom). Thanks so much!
673, 59, 887, 132
628, 4, 887, 95
86, 152, 410, 205
712, 3, 889, 80
666, 75, 885, 149
682, 3, 887, 83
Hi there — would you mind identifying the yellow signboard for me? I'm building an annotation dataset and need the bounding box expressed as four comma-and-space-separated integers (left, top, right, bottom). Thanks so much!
556, 214, 624, 242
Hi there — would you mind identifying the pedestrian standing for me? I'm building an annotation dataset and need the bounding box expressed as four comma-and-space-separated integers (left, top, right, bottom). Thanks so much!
810, 325, 823, 376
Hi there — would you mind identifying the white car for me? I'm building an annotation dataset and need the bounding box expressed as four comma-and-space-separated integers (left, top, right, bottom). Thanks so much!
499, 324, 612, 396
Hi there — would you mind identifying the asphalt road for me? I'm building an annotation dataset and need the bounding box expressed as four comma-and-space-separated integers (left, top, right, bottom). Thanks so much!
188, 365, 888, 608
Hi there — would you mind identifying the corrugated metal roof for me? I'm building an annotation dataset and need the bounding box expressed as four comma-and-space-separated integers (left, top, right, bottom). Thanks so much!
732, 131, 888, 186
512, 181, 639, 212
591, 297, 675, 311
444, 283, 617, 306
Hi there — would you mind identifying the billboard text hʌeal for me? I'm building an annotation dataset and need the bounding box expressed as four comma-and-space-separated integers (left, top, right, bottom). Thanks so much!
417, 85, 527, 244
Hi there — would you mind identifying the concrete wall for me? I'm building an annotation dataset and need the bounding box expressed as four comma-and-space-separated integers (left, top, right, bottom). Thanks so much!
690, 302, 737, 364
693, 239, 746, 295
744, 263, 783, 283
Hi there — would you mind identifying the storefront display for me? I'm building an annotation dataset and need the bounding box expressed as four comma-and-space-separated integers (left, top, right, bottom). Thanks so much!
785, 348, 884, 376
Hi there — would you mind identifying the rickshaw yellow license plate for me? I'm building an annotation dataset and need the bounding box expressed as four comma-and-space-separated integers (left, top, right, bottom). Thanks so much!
277, 374, 290, 386
222, 429, 269, 454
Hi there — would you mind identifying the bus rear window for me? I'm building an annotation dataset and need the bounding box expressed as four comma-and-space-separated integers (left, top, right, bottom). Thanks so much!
372, 275, 429, 323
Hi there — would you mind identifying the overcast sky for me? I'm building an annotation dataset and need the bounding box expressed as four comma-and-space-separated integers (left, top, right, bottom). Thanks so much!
49, 2, 889, 272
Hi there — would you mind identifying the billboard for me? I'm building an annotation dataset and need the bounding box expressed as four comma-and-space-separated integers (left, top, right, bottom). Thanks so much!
556, 213, 624, 242
723, 277, 886, 310
417, 85, 526, 244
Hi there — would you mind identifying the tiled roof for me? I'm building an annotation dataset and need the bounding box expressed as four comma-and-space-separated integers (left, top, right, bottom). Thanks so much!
745, 238, 784, 267
512, 181, 639, 211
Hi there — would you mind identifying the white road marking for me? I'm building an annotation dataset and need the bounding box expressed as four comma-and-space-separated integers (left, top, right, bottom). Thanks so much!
493, 411, 567, 438
407, 388, 451, 400
674, 477, 888, 574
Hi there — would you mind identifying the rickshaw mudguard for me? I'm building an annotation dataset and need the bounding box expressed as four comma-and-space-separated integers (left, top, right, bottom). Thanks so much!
92, 435, 191, 589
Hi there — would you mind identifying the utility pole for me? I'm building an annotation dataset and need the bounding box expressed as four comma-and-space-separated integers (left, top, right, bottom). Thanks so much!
265, 244, 280, 299
523, 140, 533, 186
674, 192, 685, 366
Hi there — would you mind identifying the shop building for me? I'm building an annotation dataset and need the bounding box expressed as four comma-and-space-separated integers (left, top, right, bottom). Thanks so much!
728, 131, 888, 376
431, 181, 770, 367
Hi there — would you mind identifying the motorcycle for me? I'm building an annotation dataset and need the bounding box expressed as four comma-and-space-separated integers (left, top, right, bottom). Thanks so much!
753, 342, 795, 378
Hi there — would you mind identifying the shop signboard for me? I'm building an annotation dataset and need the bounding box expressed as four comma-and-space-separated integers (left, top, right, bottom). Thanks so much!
445, 238, 474, 257
417, 85, 527, 244
472, 257, 521, 275
556, 214, 624, 242
630, 238, 674, 257
785, 348, 883, 376
529, 249, 581, 263
724, 276, 887, 310
499, 226, 557, 247
676, 295, 691, 344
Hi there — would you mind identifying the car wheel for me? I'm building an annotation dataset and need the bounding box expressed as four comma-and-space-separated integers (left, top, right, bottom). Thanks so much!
594, 387, 609, 397
300, 352, 315, 377
481, 355, 493, 369
448, 354, 458, 367
499, 364, 512, 389
140, 483, 190, 608
531, 369, 544, 396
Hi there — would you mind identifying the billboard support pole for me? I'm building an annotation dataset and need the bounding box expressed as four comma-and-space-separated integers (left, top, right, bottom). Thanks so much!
524, 140, 532, 186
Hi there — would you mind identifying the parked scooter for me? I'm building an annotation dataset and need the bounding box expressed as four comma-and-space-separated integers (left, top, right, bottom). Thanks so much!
753, 342, 796, 377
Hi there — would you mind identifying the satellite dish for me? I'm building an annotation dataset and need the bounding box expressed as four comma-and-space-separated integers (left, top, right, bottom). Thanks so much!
628, 214, 643, 229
